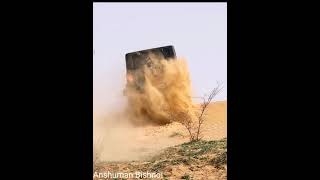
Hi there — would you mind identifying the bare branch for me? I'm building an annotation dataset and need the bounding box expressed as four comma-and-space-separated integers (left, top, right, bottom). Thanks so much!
195, 82, 223, 140
165, 82, 223, 142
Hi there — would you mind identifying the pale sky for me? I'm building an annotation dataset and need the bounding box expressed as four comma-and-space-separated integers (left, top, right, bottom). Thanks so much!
93, 3, 227, 114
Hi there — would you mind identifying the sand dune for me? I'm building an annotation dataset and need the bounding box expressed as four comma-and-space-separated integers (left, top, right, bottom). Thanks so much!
95, 100, 226, 162
94, 101, 227, 179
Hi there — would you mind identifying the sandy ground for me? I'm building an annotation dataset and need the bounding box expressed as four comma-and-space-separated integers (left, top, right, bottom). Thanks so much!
137, 100, 227, 159
94, 101, 226, 162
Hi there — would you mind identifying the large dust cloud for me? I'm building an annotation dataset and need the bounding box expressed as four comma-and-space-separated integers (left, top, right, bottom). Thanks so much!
125, 55, 196, 125
94, 55, 196, 162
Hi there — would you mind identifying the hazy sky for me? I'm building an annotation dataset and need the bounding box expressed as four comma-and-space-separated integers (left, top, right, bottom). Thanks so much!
93, 3, 227, 113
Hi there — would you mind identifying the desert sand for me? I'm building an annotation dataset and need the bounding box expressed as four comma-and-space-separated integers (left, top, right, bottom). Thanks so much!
94, 101, 226, 180
93, 57, 227, 179
95, 101, 226, 162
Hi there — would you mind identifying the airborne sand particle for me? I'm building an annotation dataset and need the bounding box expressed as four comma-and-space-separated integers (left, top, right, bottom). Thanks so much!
125, 56, 197, 125
94, 56, 197, 162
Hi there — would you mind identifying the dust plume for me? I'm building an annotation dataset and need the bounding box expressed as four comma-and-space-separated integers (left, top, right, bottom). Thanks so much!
125, 55, 196, 125
94, 55, 197, 162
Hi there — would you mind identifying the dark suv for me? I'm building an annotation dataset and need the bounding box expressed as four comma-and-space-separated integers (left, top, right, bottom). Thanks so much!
124, 45, 176, 94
